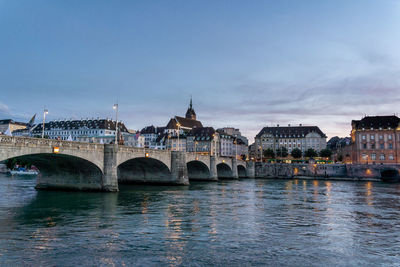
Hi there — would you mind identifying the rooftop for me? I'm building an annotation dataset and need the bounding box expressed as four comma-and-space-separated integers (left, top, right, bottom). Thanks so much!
256, 125, 327, 138
32, 119, 129, 132
352, 115, 400, 130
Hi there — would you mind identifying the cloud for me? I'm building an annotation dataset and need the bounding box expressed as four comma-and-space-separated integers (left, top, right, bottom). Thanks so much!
195, 68, 400, 143
0, 102, 9, 113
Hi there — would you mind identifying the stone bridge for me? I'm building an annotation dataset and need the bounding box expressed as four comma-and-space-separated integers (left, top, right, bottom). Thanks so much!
0, 136, 255, 192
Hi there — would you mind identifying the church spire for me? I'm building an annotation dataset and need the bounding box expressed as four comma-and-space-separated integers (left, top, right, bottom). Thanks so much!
185, 96, 196, 120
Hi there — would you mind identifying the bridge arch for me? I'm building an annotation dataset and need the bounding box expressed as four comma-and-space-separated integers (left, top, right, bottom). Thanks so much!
187, 160, 210, 181
238, 165, 247, 178
217, 163, 233, 179
380, 168, 399, 182
118, 157, 172, 184
2, 153, 104, 191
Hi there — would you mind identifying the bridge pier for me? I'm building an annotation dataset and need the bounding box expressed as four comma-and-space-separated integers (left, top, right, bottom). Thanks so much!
170, 151, 189, 185
209, 156, 218, 181
232, 158, 239, 179
246, 161, 255, 178
103, 144, 119, 192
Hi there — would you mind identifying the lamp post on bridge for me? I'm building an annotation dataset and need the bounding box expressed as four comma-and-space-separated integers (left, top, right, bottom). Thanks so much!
195, 140, 198, 160
235, 138, 238, 160
41, 108, 48, 139
113, 103, 118, 145
177, 122, 181, 151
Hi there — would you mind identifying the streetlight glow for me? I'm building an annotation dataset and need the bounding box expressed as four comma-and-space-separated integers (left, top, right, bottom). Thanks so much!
113, 103, 118, 145
42, 108, 48, 139
176, 123, 181, 151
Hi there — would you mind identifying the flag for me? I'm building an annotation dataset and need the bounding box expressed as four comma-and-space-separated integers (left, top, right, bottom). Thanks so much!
27, 114, 36, 127
4, 126, 12, 136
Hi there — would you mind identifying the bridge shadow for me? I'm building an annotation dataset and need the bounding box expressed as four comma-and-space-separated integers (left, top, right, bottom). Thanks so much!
238, 165, 247, 178
187, 161, 210, 181
118, 157, 172, 184
217, 163, 233, 179
4, 153, 103, 191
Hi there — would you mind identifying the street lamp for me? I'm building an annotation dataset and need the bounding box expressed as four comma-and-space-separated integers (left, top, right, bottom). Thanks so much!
235, 138, 238, 160
42, 108, 48, 139
176, 122, 181, 151
113, 103, 118, 145
212, 133, 216, 156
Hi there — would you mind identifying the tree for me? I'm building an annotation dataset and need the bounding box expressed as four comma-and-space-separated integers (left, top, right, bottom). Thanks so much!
319, 148, 332, 158
263, 148, 275, 159
291, 148, 302, 159
276, 147, 288, 158
304, 148, 318, 158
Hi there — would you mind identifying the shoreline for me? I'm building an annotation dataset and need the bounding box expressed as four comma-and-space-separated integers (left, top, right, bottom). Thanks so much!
255, 176, 382, 182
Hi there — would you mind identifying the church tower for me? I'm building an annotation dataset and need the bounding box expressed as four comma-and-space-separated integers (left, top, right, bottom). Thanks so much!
185, 97, 197, 120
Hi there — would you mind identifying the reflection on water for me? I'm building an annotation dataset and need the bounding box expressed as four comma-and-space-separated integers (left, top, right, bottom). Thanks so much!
1, 174, 400, 266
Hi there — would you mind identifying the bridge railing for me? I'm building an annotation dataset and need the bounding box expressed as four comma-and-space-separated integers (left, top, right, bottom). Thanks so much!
0, 135, 102, 150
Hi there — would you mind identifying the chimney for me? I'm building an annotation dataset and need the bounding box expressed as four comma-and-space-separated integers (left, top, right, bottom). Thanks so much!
277, 124, 279, 127
288, 124, 290, 127
299, 124, 302, 126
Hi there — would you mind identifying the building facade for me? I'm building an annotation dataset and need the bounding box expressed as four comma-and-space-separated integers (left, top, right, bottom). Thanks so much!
0, 119, 28, 135
351, 115, 400, 164
254, 124, 327, 159
140, 126, 165, 148
217, 127, 249, 159
30, 118, 135, 145
186, 127, 219, 156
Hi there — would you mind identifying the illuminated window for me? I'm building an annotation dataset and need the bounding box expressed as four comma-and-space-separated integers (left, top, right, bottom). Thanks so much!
389, 154, 394, 160
370, 135, 375, 140
362, 135, 366, 140
388, 134, 392, 140
380, 154, 385, 160
371, 154, 376, 160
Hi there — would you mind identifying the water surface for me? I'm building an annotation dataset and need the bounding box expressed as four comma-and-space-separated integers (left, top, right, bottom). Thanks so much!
0, 174, 400, 266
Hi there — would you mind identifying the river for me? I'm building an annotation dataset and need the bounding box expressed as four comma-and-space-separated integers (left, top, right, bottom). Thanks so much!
0, 174, 400, 266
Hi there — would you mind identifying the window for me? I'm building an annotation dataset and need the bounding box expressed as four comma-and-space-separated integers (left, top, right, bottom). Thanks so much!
380, 143, 385, 149
362, 154, 367, 160
379, 135, 383, 140
371, 154, 376, 160
370, 135, 375, 140
389, 154, 394, 160
371, 143, 375, 149
389, 143, 393, 149
380, 154, 385, 160
362, 135, 366, 140
363, 143, 367, 149
388, 134, 392, 140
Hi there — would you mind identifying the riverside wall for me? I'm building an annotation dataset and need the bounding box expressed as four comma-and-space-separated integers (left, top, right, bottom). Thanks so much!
255, 162, 400, 181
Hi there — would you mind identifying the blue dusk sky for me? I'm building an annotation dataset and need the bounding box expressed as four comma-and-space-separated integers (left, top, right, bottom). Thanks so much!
1, 0, 400, 142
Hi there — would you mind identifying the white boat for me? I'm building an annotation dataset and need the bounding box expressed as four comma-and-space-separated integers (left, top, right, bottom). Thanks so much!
9, 169, 39, 176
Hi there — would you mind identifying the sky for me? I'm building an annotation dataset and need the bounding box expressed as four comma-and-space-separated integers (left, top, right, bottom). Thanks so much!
1, 0, 400, 143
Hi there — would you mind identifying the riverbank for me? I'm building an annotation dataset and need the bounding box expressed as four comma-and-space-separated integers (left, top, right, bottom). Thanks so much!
256, 175, 382, 182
